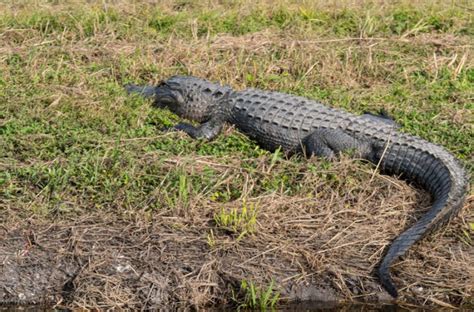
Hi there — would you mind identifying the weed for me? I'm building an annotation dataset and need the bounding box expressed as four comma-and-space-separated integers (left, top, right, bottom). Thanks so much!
207, 229, 216, 248
214, 201, 257, 239
233, 279, 280, 310
178, 173, 189, 206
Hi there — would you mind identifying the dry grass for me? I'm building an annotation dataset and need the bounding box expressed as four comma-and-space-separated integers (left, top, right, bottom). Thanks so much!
0, 0, 473, 310
2, 156, 472, 309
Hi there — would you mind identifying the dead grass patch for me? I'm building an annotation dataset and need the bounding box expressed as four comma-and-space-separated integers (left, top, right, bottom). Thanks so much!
1, 156, 473, 309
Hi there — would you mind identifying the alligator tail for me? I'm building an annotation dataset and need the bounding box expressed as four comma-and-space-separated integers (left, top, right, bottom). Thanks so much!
375, 134, 469, 297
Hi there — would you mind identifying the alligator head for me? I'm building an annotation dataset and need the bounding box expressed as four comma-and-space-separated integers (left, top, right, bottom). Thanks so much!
126, 76, 231, 122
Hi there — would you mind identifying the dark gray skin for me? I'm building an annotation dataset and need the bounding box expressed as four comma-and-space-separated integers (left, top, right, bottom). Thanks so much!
126, 76, 469, 298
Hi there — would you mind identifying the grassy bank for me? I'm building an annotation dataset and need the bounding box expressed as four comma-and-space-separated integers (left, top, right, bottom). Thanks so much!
0, 0, 472, 309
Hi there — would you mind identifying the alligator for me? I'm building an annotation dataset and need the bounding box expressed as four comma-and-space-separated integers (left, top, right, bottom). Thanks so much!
126, 75, 469, 298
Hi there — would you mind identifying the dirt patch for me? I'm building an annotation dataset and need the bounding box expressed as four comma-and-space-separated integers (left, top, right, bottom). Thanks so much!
1, 158, 472, 309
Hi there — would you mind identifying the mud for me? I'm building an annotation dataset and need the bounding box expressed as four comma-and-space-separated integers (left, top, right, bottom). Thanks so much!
0, 216, 349, 309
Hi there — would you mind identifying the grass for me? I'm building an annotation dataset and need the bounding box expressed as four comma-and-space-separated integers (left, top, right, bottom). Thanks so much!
233, 279, 280, 310
0, 2, 474, 218
214, 201, 258, 239
0, 0, 472, 310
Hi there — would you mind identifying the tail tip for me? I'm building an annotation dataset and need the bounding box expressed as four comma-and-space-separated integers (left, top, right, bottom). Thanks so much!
377, 267, 399, 298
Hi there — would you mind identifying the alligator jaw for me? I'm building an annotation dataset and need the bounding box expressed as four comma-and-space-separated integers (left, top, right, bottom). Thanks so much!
124, 84, 179, 109
124, 84, 157, 99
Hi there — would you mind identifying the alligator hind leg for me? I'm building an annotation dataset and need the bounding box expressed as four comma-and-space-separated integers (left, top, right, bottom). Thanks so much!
361, 110, 400, 128
302, 128, 371, 159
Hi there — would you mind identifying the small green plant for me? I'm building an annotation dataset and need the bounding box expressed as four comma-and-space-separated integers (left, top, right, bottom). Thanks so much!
233, 279, 280, 310
207, 229, 216, 248
268, 146, 282, 173
161, 170, 192, 210
213, 201, 257, 240
178, 173, 188, 205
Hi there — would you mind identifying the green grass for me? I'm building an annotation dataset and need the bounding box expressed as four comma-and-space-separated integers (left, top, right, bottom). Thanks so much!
1, 3, 471, 40
0, 0, 472, 220
213, 201, 258, 239
233, 279, 280, 310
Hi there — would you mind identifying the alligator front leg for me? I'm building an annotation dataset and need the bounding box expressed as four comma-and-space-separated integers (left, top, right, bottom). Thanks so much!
303, 128, 372, 159
167, 118, 224, 140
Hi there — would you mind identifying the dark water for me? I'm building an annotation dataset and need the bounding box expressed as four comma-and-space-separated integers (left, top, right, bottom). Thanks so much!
2, 302, 472, 311
278, 302, 410, 311
277, 301, 474, 311
207, 302, 455, 311
0, 307, 65, 312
